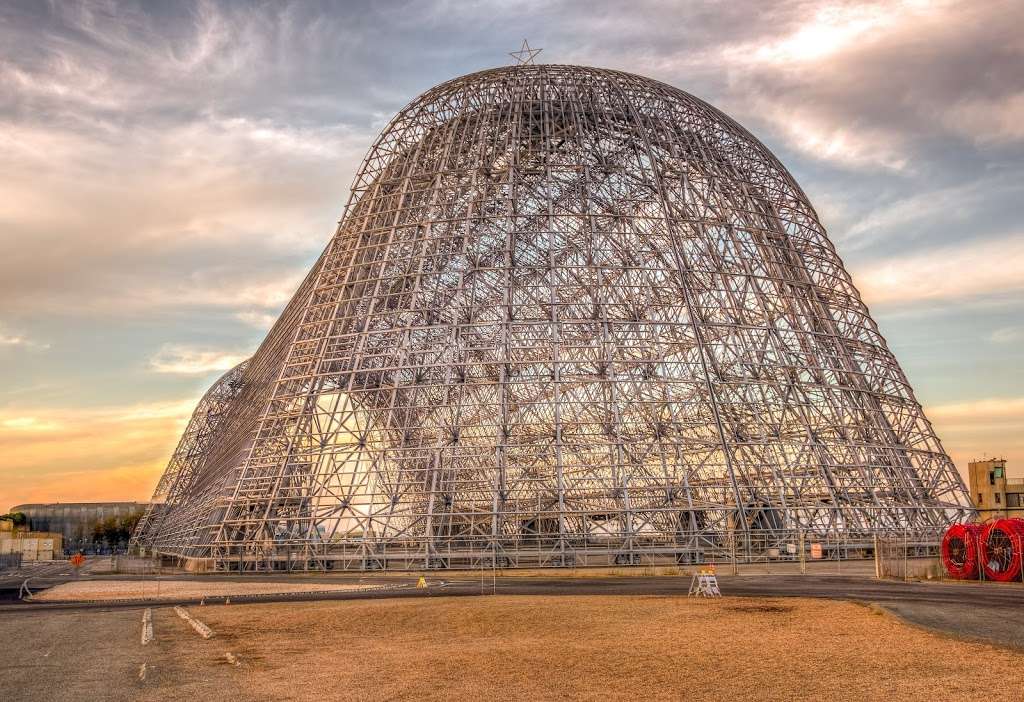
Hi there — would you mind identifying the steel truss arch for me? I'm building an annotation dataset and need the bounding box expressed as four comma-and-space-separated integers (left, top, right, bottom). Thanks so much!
135, 65, 973, 570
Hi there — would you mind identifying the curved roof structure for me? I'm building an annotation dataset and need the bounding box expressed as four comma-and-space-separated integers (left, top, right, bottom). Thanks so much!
136, 65, 972, 570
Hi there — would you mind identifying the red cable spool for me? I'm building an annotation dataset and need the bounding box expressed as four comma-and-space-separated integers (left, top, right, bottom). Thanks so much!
980, 518, 1024, 582
941, 523, 982, 579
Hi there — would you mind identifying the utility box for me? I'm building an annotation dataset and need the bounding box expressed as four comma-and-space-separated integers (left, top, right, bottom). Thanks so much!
38, 538, 54, 561
21, 539, 38, 561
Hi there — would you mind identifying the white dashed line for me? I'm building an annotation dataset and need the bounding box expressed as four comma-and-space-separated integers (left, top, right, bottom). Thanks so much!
138, 662, 147, 681
141, 608, 154, 646
173, 606, 216, 639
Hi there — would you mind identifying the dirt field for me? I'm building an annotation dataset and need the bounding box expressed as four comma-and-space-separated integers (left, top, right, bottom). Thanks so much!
6, 594, 1018, 701
193, 596, 1022, 701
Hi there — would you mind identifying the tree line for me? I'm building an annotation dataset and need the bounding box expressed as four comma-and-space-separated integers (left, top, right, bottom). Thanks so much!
91, 512, 144, 548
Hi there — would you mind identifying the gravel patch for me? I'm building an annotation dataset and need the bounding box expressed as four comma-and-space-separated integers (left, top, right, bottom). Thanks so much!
35, 579, 384, 602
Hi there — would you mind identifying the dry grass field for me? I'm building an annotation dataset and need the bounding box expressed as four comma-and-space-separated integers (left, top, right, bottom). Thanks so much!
129, 595, 1023, 701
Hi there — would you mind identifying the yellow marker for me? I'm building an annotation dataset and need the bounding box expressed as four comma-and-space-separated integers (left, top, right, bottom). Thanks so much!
417, 576, 428, 589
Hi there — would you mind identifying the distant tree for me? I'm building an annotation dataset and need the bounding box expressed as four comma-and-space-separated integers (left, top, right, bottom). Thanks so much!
90, 510, 145, 549
1, 512, 27, 526
117, 512, 142, 546
92, 516, 119, 544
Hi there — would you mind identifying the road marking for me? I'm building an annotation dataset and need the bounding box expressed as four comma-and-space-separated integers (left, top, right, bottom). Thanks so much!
138, 662, 147, 681
174, 606, 215, 639
225, 652, 239, 666
141, 608, 154, 645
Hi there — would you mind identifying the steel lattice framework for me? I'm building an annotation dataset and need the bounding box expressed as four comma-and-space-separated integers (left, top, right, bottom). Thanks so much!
134, 65, 972, 570
132, 360, 249, 548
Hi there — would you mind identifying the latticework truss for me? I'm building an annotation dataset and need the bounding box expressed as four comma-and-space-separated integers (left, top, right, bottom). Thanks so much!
135, 65, 973, 570
130, 361, 249, 549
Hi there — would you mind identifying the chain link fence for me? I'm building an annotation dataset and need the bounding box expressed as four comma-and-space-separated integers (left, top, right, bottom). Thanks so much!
112, 555, 162, 575
875, 528, 1024, 583
874, 533, 946, 580
0, 552, 23, 571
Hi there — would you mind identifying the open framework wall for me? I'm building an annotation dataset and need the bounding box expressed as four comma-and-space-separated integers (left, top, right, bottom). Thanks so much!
133, 65, 973, 571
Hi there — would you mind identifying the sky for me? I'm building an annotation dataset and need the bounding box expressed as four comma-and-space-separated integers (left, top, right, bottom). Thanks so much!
1, 0, 1022, 509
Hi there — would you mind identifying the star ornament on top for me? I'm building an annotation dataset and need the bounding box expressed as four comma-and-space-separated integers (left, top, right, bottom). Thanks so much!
509, 39, 542, 65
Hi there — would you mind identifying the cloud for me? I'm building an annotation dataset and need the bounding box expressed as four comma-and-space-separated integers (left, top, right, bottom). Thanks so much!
990, 326, 1024, 344
235, 310, 279, 330
0, 324, 49, 350
0, 2, 371, 322
149, 344, 248, 375
734, 3, 897, 66
925, 396, 1024, 476
853, 234, 1024, 306
928, 396, 1024, 427
841, 180, 988, 249
1, 0, 1022, 506
0, 114, 357, 318
111, 269, 307, 318
4, 465, 162, 510
0, 333, 27, 346
114, 399, 201, 422
942, 91, 1024, 145
743, 96, 910, 172
0, 416, 61, 432
699, 0, 1024, 173
824, 172, 1024, 268
0, 399, 197, 436
0, 398, 198, 509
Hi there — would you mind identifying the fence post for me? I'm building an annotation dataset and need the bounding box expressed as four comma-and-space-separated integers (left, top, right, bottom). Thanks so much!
978, 529, 984, 582
903, 531, 909, 582
873, 534, 881, 579
799, 531, 805, 575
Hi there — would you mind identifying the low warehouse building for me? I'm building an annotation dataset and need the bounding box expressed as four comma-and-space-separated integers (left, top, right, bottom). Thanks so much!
7, 502, 146, 554
0, 518, 63, 562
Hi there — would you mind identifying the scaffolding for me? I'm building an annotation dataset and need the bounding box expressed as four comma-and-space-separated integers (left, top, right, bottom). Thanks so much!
133, 64, 973, 571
